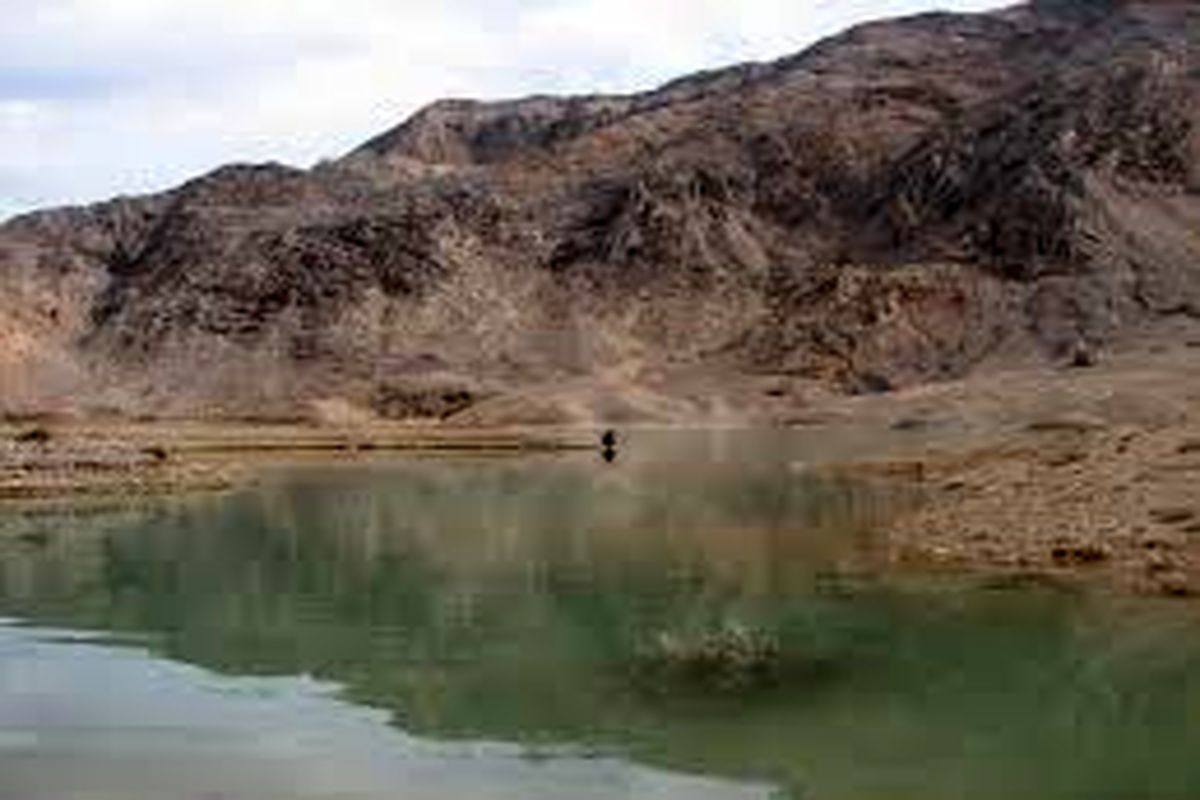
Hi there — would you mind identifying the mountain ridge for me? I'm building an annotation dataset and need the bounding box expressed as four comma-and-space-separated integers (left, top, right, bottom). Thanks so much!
2, 0, 1198, 423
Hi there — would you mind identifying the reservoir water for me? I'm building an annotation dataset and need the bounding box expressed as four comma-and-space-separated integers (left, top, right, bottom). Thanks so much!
2, 431, 1200, 799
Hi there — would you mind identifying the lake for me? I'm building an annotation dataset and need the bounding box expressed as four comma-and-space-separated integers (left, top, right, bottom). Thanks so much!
2, 430, 1200, 799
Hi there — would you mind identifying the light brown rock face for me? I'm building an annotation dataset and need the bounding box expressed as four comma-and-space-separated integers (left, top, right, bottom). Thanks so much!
1, 1, 1199, 420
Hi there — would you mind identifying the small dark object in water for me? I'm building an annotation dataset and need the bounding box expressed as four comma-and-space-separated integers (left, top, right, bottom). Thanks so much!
15, 427, 51, 445
17, 531, 50, 547
599, 430, 620, 462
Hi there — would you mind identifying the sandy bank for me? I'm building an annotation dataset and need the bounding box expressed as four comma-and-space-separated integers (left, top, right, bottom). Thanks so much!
0, 422, 590, 502
817, 339, 1200, 598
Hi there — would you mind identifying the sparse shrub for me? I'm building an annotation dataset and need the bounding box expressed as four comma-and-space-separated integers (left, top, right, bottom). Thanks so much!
371, 383, 476, 420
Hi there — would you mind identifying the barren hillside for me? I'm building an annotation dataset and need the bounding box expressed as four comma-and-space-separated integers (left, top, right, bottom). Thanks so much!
2, 0, 1198, 423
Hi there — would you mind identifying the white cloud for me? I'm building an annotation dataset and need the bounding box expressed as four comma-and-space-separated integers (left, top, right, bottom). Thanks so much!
0, 0, 1004, 219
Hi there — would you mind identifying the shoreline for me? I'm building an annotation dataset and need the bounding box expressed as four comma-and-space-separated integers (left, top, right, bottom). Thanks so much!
0, 422, 593, 504
852, 423, 1200, 600
4, 340, 1200, 598
812, 342, 1200, 600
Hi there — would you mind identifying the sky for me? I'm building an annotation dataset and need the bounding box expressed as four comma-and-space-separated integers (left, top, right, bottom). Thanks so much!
1, 0, 1005, 220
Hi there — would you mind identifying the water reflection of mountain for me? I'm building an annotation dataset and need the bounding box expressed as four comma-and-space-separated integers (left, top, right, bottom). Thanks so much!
3, 456, 1200, 799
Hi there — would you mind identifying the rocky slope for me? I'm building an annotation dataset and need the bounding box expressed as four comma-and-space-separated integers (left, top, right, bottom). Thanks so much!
1, 0, 1198, 422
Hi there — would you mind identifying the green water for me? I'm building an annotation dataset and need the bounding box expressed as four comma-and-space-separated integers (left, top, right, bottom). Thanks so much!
2, 431, 1200, 799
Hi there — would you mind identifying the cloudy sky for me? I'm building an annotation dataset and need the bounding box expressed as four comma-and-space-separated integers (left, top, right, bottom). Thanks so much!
1, 0, 1005, 220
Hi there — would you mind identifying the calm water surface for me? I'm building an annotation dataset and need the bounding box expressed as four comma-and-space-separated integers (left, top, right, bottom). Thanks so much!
2, 430, 1200, 799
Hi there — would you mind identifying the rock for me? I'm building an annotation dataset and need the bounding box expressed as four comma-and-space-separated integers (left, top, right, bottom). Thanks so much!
1043, 450, 1087, 468
853, 373, 895, 396
1026, 416, 1106, 434
1142, 539, 1173, 553
1146, 552, 1177, 574
1051, 544, 1110, 566
1155, 577, 1195, 598
1150, 507, 1197, 525
141, 445, 170, 463
891, 416, 933, 431
1069, 342, 1099, 369
14, 427, 51, 445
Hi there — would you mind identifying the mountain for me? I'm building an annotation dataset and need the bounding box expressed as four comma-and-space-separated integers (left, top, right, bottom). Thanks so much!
2, 0, 1199, 423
